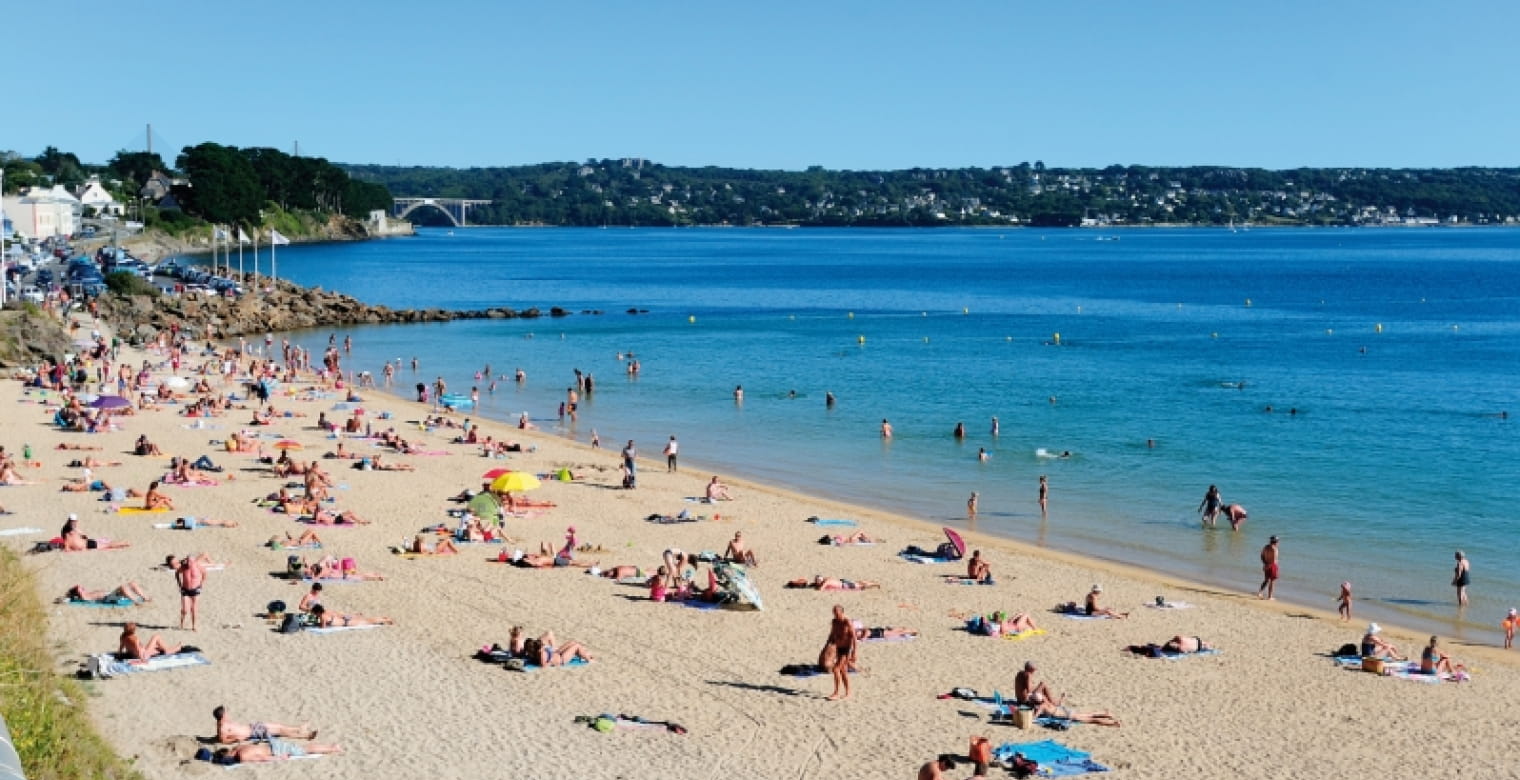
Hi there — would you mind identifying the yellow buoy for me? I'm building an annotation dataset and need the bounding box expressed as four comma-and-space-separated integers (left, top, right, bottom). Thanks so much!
1052, 332, 1061, 345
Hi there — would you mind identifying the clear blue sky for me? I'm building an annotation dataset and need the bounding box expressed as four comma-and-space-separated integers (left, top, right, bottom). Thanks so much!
5, 0, 1517, 171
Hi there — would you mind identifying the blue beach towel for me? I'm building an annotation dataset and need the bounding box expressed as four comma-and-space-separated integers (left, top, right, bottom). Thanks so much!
808, 517, 857, 527
992, 740, 1109, 776
306, 623, 386, 635
66, 597, 135, 608
899, 553, 956, 564
521, 657, 591, 673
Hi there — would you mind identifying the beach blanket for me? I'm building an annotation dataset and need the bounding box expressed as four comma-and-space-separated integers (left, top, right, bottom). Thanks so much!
1053, 605, 1112, 620
1143, 600, 1194, 610
306, 624, 386, 635
1383, 660, 1463, 683
862, 633, 916, 643
807, 517, 857, 527
779, 663, 856, 678
65, 597, 135, 608
1124, 644, 1219, 660
899, 553, 957, 565
944, 576, 993, 585
267, 543, 322, 551
98, 651, 210, 677
115, 507, 169, 515
0, 526, 43, 537
518, 657, 590, 673
164, 478, 219, 487
992, 740, 1110, 776
408, 449, 451, 456
680, 599, 724, 611
1002, 629, 1047, 642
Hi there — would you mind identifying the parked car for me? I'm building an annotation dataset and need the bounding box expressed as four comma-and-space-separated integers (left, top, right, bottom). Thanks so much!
20, 285, 45, 304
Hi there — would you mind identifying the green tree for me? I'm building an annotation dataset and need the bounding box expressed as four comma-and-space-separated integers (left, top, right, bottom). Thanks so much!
176, 143, 263, 224
107, 151, 168, 188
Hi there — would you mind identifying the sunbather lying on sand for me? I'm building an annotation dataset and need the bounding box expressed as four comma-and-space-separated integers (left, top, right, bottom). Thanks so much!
822, 531, 877, 546
213, 705, 316, 743
308, 508, 369, 525
508, 626, 595, 666
57, 443, 103, 451
63, 582, 151, 604
165, 553, 228, 571
310, 604, 393, 628
786, 576, 880, 591
853, 623, 917, 640
368, 454, 414, 471
210, 740, 343, 764
1024, 703, 1122, 727
63, 529, 130, 551
67, 457, 122, 468
118, 621, 185, 660
169, 516, 239, 529
304, 555, 385, 581
971, 611, 1039, 636
510, 543, 598, 569
268, 529, 323, 548
598, 565, 644, 580
1163, 635, 1215, 654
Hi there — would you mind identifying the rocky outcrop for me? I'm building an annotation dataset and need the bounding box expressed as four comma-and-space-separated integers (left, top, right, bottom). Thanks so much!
93, 275, 596, 342
0, 309, 75, 367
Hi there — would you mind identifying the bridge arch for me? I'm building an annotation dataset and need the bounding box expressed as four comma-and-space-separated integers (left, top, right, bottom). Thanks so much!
395, 200, 461, 227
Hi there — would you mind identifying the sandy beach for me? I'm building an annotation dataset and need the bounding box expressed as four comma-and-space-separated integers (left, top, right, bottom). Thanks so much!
4, 315, 1518, 780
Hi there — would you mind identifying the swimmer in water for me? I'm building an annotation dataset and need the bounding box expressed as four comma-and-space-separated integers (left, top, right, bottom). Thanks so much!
977, 447, 988, 462
880, 419, 892, 439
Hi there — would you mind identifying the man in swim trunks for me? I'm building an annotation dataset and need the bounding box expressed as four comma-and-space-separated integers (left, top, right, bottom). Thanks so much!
1258, 536, 1279, 600
724, 532, 758, 565
213, 705, 316, 743
1163, 635, 1214, 654
1224, 503, 1248, 531
177, 554, 205, 631
823, 604, 857, 701
64, 582, 151, 604
917, 755, 957, 780
118, 621, 183, 661
211, 739, 342, 764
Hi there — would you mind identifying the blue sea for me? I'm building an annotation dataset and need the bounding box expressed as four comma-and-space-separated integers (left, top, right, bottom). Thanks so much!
200, 227, 1520, 641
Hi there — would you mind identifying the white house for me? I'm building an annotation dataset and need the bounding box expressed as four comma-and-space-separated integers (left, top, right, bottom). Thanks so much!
1, 186, 80, 240
74, 177, 123, 215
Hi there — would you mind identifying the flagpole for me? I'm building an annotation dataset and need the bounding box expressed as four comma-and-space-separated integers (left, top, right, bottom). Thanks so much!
253, 233, 260, 287
237, 230, 244, 279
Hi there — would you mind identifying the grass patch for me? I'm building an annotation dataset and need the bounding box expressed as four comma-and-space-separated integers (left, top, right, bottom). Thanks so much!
0, 547, 145, 780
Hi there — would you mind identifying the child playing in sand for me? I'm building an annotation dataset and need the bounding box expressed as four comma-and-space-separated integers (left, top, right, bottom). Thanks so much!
1337, 581, 1352, 621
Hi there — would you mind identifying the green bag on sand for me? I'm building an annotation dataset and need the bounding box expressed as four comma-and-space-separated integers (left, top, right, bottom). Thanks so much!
592, 717, 616, 733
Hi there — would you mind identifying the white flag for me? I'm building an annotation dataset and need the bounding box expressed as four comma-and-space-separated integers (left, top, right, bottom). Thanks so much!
237, 228, 251, 245
269, 229, 291, 246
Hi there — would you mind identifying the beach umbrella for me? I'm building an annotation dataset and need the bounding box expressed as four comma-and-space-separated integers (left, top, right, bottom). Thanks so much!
481, 468, 512, 480
942, 527, 966, 559
89, 395, 132, 409
273, 440, 304, 451
489, 472, 541, 494
467, 491, 503, 522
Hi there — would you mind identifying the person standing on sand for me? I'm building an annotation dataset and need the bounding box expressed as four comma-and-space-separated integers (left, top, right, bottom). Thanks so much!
1038, 476, 1048, 517
621, 440, 637, 489
664, 435, 679, 472
1453, 551, 1470, 607
1258, 536, 1280, 600
1337, 581, 1352, 621
967, 492, 978, 521
823, 604, 857, 701
177, 554, 205, 631
1502, 609, 1517, 649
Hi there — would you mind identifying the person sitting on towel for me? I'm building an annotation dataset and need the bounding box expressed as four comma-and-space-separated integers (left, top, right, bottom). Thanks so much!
967, 550, 992, 582
724, 532, 759, 565
118, 621, 184, 660
1083, 585, 1128, 619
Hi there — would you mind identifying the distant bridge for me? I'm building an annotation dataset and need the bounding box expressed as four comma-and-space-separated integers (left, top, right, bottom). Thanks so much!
391, 197, 492, 227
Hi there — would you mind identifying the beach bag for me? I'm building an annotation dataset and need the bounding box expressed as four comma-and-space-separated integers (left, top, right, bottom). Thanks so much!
286, 555, 303, 576
1335, 643, 1359, 657
279, 613, 304, 634
503, 657, 527, 672
818, 535, 833, 545
968, 737, 992, 768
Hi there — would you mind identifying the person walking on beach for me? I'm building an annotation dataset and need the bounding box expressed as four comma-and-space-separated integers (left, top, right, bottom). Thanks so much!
663, 435, 679, 472
1038, 476, 1048, 517
621, 440, 637, 489
1502, 609, 1517, 649
1198, 485, 1222, 527
1452, 551, 1470, 607
822, 604, 857, 701
1337, 581, 1352, 621
176, 555, 206, 632
1258, 536, 1280, 600
967, 492, 978, 521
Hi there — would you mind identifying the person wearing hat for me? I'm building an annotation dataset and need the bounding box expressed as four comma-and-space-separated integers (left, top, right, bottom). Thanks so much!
1258, 536, 1280, 600
1084, 584, 1129, 619
1360, 623, 1404, 660
1502, 609, 1518, 650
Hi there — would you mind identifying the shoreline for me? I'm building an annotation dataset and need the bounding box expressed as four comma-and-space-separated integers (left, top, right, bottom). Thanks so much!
344, 350, 1503, 651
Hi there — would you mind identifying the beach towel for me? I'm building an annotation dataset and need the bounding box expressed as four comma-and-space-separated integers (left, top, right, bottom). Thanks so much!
409, 449, 450, 456
944, 576, 993, 585
115, 507, 169, 515
165, 479, 219, 487
862, 633, 917, 643
1124, 644, 1219, 660
98, 651, 210, 677
267, 543, 322, 551
306, 624, 386, 635
899, 553, 957, 565
65, 597, 135, 608
0, 526, 43, 537
779, 663, 856, 678
680, 599, 724, 611
807, 517, 857, 527
1144, 600, 1194, 610
518, 657, 590, 673
1002, 629, 1047, 642
1384, 661, 1464, 683
992, 739, 1110, 777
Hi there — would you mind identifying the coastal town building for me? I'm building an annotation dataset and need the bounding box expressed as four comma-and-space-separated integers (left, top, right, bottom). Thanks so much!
74, 176, 124, 216
1, 185, 80, 240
